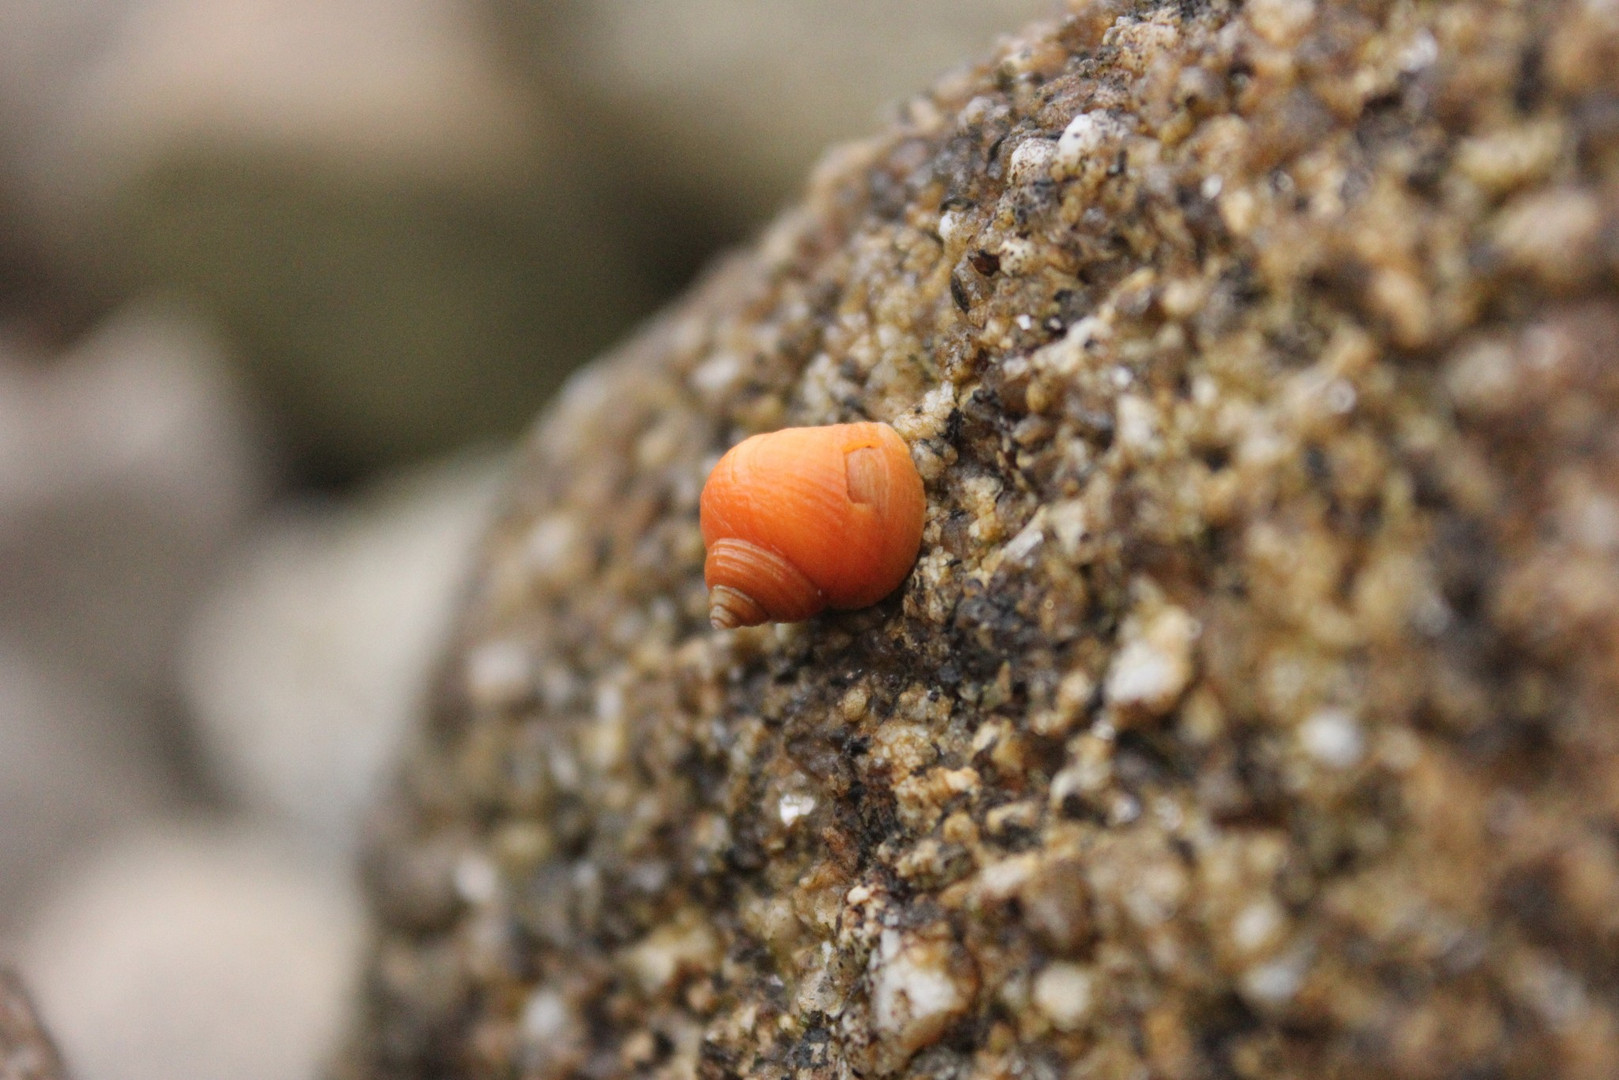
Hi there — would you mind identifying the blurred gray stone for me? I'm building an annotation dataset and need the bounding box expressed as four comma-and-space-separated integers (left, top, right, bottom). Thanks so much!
492, 0, 1061, 225
0, 0, 127, 337
5, 0, 657, 478
0, 968, 71, 1080
18, 0, 539, 199
0, 652, 166, 937
0, 1, 128, 159
0, 302, 265, 697
181, 455, 505, 850
15, 823, 362, 1080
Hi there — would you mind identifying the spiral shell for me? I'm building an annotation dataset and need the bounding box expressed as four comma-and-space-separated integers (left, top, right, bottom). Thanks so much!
699, 422, 926, 629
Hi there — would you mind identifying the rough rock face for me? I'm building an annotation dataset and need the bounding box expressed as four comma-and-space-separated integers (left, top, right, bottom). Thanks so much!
342, 2, 1619, 1078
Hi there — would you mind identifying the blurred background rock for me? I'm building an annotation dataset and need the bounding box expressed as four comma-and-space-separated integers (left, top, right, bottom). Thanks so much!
0, 1, 1054, 1078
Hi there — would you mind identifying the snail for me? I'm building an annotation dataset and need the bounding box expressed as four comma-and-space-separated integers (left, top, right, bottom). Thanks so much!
700, 422, 926, 629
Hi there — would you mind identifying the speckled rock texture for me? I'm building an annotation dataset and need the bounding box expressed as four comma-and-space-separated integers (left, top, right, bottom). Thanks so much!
341, 2, 1619, 1078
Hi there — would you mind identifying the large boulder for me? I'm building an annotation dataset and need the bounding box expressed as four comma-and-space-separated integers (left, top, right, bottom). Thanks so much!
342, 2, 1619, 1077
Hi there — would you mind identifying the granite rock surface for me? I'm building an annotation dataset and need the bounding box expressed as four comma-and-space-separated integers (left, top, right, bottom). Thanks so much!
343, 2, 1619, 1077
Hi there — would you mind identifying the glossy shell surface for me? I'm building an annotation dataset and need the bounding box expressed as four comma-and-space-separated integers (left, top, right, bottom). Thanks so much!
699, 422, 925, 628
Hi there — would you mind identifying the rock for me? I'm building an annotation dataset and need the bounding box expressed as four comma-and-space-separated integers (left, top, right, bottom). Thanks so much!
1029, 961, 1095, 1033
0, 653, 166, 938
16, 823, 362, 1080
182, 454, 506, 850
491, 0, 1059, 229
0, 969, 71, 1080
4, 0, 658, 477
0, 0, 118, 341
1102, 593, 1197, 720
0, 302, 264, 696
343, 2, 1619, 1079
867, 926, 976, 1074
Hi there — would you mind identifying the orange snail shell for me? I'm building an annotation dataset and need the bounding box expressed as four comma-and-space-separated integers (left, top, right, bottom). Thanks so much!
699, 422, 926, 629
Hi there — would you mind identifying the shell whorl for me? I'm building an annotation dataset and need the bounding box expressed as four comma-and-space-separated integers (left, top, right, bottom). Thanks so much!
703, 537, 824, 628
